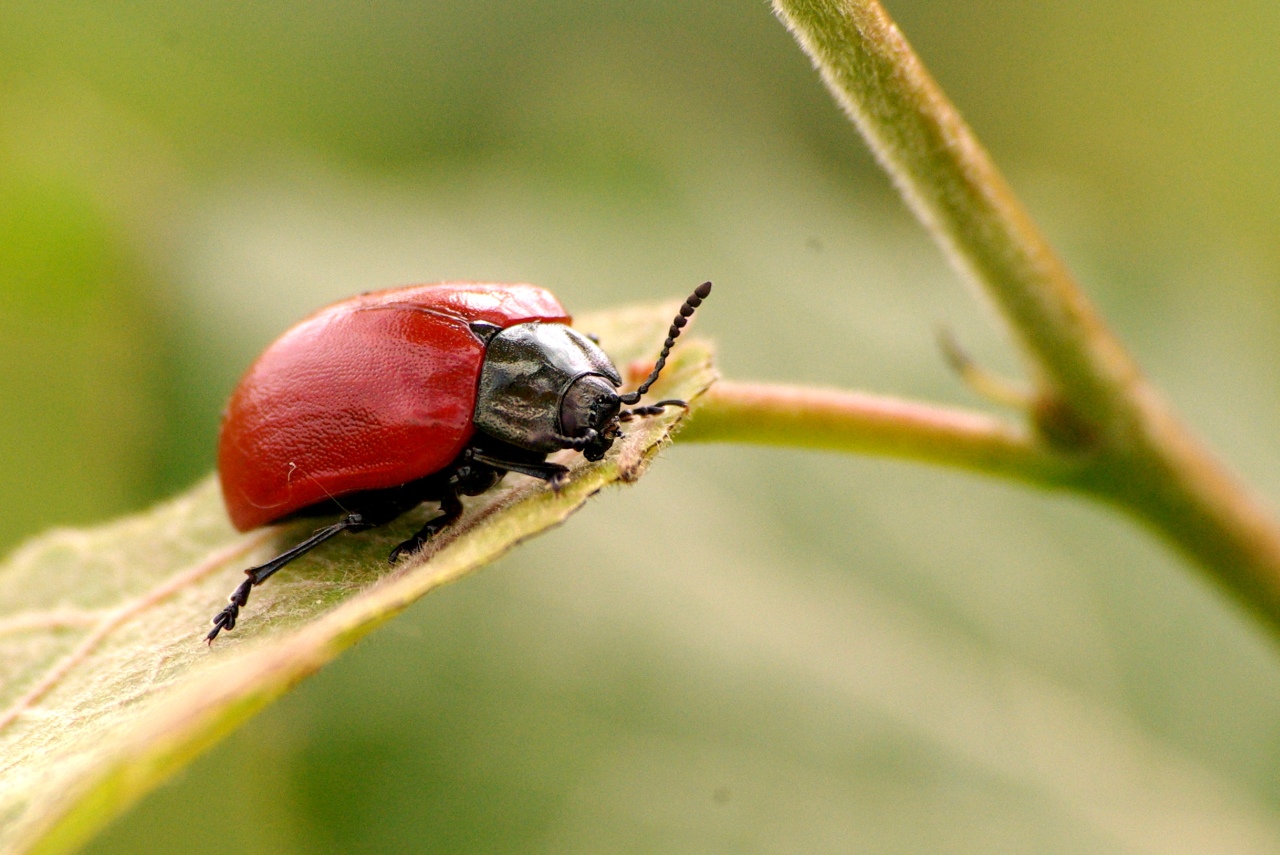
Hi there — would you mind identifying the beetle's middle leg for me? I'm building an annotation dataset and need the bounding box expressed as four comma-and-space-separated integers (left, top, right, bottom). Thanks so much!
387, 482, 464, 565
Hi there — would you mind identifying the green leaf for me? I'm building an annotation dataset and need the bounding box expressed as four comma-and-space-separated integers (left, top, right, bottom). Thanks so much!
0, 299, 717, 855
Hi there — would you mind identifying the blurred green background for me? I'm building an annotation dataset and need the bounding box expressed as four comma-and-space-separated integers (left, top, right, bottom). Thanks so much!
4, 1, 1280, 852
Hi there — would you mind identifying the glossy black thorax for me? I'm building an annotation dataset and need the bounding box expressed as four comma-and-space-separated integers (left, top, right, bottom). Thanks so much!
472, 321, 623, 455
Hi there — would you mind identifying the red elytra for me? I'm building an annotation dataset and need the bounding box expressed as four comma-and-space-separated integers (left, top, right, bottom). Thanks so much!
217, 282, 570, 532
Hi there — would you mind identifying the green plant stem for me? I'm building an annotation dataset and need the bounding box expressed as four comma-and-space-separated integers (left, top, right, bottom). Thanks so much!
680, 381, 1075, 487
770, 0, 1133, 425
684, 380, 1280, 629
733, 0, 1280, 634
1097, 399, 1280, 628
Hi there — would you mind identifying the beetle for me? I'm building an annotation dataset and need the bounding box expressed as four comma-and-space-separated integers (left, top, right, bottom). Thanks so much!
206, 280, 712, 642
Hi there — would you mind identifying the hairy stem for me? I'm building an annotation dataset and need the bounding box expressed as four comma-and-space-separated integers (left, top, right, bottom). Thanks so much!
680, 381, 1077, 488
770, 0, 1134, 426
754, 0, 1280, 634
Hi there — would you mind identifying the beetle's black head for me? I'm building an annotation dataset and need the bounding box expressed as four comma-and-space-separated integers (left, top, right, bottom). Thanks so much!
471, 281, 711, 462
559, 374, 621, 461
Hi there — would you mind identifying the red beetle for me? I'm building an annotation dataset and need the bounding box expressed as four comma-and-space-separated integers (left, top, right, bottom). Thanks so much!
208, 280, 712, 641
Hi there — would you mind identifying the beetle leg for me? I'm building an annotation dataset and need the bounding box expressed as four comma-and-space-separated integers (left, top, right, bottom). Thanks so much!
469, 451, 569, 485
387, 487, 464, 565
206, 512, 371, 644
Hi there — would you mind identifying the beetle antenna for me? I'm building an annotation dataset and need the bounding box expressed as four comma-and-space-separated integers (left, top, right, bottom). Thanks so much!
619, 281, 711, 405
618, 399, 689, 421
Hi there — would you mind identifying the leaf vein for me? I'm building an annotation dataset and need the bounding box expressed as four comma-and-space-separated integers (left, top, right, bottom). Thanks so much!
0, 530, 274, 734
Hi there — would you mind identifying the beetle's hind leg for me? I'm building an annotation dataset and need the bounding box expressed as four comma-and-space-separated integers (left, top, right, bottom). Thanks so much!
207, 512, 374, 644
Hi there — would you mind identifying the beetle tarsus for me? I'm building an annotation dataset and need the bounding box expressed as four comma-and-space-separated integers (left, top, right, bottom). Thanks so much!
386, 539, 422, 565
204, 513, 368, 643
388, 490, 464, 565
206, 575, 254, 644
